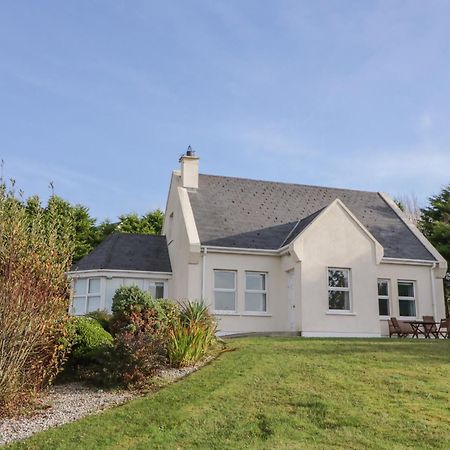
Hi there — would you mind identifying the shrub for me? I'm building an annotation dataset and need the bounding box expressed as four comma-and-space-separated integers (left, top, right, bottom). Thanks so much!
167, 301, 217, 367
0, 187, 74, 415
112, 330, 166, 387
86, 310, 112, 332
111, 285, 153, 316
67, 316, 113, 364
111, 286, 179, 337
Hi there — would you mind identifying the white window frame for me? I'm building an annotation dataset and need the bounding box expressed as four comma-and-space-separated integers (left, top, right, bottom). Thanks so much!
398, 280, 417, 318
377, 278, 390, 317
72, 277, 102, 315
244, 271, 268, 313
213, 270, 237, 314
327, 268, 352, 312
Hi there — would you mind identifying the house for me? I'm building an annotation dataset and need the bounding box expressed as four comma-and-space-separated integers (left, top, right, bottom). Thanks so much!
69, 150, 447, 337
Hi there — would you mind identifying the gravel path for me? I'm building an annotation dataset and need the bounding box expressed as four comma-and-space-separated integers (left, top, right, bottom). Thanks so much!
0, 363, 208, 446
0, 383, 134, 446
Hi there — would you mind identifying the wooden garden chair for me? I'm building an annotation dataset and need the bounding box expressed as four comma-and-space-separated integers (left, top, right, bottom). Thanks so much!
437, 318, 449, 339
389, 317, 411, 337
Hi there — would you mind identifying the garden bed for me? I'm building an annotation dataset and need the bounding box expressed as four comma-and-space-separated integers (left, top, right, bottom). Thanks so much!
0, 362, 208, 446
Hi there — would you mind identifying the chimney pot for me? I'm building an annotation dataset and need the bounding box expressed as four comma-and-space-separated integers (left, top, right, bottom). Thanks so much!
179, 147, 199, 189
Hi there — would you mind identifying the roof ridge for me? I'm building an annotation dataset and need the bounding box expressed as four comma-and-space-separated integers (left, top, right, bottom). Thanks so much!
198, 172, 379, 195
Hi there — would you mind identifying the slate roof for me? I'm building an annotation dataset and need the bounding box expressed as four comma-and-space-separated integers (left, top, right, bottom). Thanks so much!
187, 174, 435, 261
72, 233, 172, 272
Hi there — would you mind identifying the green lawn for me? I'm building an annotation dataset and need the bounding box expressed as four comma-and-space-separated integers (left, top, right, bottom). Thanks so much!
8, 338, 450, 450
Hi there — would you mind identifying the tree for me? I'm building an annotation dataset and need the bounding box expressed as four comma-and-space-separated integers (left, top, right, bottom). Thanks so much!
419, 185, 450, 317
394, 194, 422, 226
115, 209, 164, 235
0, 184, 73, 414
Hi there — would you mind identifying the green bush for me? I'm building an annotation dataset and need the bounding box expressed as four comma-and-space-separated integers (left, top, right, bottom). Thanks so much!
167, 301, 217, 367
111, 286, 153, 316
86, 310, 112, 332
68, 316, 113, 364
111, 286, 179, 336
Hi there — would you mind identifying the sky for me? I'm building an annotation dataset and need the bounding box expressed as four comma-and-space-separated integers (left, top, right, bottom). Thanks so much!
1, 1, 449, 222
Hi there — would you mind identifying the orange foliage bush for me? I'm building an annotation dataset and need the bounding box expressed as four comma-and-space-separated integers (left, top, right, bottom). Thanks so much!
0, 185, 74, 415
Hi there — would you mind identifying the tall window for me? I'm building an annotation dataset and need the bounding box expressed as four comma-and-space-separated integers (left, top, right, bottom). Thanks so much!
214, 270, 236, 311
398, 281, 416, 317
72, 278, 101, 315
377, 279, 390, 316
245, 272, 267, 312
328, 268, 351, 311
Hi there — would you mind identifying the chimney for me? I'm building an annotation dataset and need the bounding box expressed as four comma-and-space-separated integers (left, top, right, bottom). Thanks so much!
179, 146, 199, 189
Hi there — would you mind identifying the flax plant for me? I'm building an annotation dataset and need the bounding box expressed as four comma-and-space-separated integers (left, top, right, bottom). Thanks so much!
167, 301, 217, 367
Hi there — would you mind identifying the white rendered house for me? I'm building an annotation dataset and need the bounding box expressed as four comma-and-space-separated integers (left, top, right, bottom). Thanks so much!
69, 151, 447, 337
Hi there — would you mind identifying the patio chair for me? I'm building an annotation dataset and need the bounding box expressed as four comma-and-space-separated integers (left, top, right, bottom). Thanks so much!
422, 315, 438, 338
437, 318, 449, 339
389, 317, 412, 337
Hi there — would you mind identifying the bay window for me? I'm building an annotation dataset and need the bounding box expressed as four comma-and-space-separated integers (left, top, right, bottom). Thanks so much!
72, 278, 101, 315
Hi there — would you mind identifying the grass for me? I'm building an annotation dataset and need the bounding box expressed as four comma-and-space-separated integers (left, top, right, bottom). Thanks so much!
7, 338, 450, 450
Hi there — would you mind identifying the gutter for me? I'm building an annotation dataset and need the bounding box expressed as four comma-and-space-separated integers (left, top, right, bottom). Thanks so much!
381, 257, 436, 266
201, 247, 207, 300
201, 245, 290, 256
430, 262, 437, 319
67, 269, 173, 278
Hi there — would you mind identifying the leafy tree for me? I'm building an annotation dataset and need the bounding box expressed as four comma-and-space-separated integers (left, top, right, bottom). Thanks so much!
116, 209, 164, 235
0, 183, 74, 414
419, 185, 450, 316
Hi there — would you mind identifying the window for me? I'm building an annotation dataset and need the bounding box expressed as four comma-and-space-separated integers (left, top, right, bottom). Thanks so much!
377, 279, 390, 316
213, 270, 236, 311
398, 281, 416, 317
148, 281, 164, 299
328, 268, 351, 311
245, 272, 267, 312
72, 278, 101, 315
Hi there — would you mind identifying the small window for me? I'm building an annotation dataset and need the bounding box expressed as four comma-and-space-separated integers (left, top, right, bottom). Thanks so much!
148, 281, 165, 299
377, 279, 390, 316
328, 268, 351, 311
398, 281, 416, 317
72, 277, 101, 315
214, 270, 236, 311
245, 272, 267, 312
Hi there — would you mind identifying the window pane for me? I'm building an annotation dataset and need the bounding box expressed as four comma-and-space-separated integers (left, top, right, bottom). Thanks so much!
214, 271, 235, 289
74, 278, 87, 296
398, 282, 414, 298
245, 292, 267, 312
377, 280, 388, 296
88, 278, 101, 294
155, 283, 164, 299
378, 297, 389, 316
328, 291, 350, 310
72, 297, 86, 315
87, 296, 101, 313
328, 269, 349, 288
214, 291, 235, 311
399, 299, 416, 317
246, 273, 265, 290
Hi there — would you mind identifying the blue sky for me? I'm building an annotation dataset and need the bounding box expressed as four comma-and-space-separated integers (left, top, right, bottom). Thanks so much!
1, 1, 449, 222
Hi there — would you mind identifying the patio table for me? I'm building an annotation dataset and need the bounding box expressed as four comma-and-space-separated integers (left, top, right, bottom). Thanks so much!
405, 321, 439, 338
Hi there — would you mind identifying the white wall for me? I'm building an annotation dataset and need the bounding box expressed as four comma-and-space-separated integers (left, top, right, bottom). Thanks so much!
202, 251, 289, 335
163, 172, 200, 300
292, 201, 382, 337
376, 263, 445, 336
